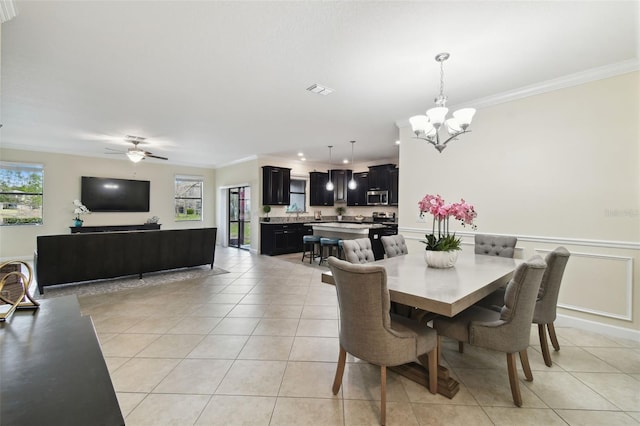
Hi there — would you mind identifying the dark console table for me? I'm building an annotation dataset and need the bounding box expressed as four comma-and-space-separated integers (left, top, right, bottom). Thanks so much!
0, 296, 124, 425
70, 223, 161, 233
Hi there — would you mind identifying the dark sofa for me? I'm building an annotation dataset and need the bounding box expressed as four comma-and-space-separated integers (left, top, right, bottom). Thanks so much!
34, 227, 217, 294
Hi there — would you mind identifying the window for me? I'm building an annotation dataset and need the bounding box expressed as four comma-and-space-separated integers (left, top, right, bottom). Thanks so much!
0, 162, 44, 226
287, 178, 306, 213
175, 176, 203, 221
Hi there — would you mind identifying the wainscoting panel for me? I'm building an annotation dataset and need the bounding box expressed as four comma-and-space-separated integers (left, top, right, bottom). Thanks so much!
535, 248, 633, 321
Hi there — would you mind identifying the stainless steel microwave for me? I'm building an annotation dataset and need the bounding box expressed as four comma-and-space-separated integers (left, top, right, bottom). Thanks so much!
367, 190, 389, 206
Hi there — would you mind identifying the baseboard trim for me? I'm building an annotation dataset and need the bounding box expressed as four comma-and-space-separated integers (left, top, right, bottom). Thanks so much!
555, 313, 640, 343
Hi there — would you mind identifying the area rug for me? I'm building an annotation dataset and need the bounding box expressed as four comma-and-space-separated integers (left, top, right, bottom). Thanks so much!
34, 265, 229, 299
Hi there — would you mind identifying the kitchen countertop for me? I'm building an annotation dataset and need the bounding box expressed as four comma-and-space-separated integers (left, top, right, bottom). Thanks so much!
306, 222, 389, 235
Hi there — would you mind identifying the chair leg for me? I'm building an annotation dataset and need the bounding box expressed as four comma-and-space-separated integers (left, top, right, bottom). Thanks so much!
332, 346, 347, 395
380, 365, 387, 426
538, 323, 552, 367
506, 352, 523, 407
548, 322, 560, 351
519, 349, 533, 381
437, 336, 442, 366
458, 341, 464, 353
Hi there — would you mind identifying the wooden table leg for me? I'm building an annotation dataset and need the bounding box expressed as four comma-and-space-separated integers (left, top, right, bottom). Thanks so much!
389, 362, 459, 399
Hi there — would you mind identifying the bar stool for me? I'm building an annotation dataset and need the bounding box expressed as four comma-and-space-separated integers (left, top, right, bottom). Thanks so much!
301, 235, 321, 264
319, 237, 340, 265
337, 239, 344, 260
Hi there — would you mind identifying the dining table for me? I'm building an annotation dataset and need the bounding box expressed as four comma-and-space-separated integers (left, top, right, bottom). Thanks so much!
321, 249, 523, 398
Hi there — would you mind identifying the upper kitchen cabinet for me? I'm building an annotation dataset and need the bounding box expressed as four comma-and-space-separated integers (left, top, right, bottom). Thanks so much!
330, 169, 352, 203
347, 171, 368, 206
389, 167, 399, 206
262, 166, 291, 205
367, 164, 396, 191
309, 172, 334, 206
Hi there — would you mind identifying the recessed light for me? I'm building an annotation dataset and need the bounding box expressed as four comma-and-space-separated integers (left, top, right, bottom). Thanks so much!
395, 140, 401, 145
343, 159, 349, 164
301, 157, 306, 161
306, 84, 334, 96
297, 152, 304, 157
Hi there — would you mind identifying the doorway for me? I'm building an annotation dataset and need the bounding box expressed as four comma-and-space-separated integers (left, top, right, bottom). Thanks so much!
228, 186, 251, 250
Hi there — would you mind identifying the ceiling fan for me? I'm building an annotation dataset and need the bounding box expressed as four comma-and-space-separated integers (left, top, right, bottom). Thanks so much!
105, 135, 169, 163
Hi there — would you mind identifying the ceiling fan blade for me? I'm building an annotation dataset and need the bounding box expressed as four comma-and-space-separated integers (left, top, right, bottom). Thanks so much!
145, 153, 169, 160
105, 147, 125, 153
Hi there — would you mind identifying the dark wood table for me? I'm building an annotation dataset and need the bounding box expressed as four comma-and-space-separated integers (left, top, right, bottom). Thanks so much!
0, 296, 124, 425
322, 250, 522, 398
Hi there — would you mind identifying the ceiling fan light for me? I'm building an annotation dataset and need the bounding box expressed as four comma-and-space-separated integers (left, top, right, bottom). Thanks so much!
127, 150, 145, 163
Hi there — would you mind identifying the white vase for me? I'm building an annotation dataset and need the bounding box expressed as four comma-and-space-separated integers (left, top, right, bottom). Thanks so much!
424, 250, 459, 268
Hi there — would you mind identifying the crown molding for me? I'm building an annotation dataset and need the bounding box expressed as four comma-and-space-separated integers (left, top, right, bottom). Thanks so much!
396, 59, 640, 128
0, 0, 17, 23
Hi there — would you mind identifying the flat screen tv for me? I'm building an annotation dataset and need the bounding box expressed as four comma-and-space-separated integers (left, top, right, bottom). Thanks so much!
81, 176, 150, 212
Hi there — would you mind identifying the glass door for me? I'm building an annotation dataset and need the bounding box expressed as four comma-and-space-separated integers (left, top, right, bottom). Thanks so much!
228, 186, 251, 250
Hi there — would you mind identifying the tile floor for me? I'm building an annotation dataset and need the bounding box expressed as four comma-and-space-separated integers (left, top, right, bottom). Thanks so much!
73, 246, 640, 425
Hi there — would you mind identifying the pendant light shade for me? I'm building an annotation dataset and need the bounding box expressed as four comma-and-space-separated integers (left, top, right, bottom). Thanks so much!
326, 146, 334, 191
348, 140, 357, 190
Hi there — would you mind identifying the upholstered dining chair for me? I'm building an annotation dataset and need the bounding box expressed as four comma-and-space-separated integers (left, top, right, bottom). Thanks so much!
463, 234, 519, 353
433, 256, 547, 407
341, 238, 376, 264
328, 257, 438, 425
381, 234, 408, 258
533, 247, 571, 367
475, 234, 517, 258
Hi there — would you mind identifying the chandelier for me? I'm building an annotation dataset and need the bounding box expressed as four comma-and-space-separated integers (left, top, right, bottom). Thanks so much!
410, 52, 476, 153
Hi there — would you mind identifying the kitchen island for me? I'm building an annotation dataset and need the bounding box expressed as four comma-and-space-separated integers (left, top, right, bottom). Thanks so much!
306, 222, 397, 260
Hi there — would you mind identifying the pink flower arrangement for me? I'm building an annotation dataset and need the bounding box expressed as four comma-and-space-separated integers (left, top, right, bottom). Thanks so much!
418, 194, 477, 251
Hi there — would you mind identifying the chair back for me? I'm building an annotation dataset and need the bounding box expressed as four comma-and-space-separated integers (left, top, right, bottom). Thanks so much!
381, 234, 408, 258
475, 234, 517, 258
471, 256, 546, 353
533, 247, 570, 324
328, 257, 414, 365
342, 238, 376, 264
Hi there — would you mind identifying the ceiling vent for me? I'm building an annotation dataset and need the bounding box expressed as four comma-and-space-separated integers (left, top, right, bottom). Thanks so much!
306, 84, 334, 96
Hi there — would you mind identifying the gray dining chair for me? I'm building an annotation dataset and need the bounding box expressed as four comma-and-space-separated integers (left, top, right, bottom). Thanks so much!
433, 256, 547, 407
381, 234, 408, 258
328, 256, 438, 425
475, 234, 517, 258
463, 234, 518, 353
341, 238, 376, 264
534, 247, 571, 367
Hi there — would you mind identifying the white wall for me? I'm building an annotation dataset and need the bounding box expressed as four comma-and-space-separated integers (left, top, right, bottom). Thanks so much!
0, 148, 216, 259
398, 72, 639, 335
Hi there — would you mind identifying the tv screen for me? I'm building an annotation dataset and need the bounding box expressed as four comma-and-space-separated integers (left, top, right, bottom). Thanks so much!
81, 176, 150, 212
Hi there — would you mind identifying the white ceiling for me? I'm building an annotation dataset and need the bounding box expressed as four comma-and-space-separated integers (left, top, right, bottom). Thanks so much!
1, 1, 638, 168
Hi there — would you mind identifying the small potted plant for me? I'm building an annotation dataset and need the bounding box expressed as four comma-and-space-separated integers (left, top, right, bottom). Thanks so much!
72, 199, 91, 227
336, 206, 345, 221
262, 205, 271, 222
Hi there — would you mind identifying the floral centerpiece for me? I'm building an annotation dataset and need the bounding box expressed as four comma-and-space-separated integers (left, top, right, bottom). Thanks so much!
73, 200, 91, 226
418, 194, 477, 267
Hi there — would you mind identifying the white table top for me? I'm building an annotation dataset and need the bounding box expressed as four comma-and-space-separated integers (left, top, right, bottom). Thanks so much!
322, 250, 522, 317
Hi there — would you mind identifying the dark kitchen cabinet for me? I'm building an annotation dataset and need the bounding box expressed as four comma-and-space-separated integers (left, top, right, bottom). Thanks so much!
367, 164, 396, 191
389, 167, 399, 206
260, 222, 312, 255
309, 172, 334, 206
347, 172, 368, 206
262, 166, 291, 205
330, 169, 352, 203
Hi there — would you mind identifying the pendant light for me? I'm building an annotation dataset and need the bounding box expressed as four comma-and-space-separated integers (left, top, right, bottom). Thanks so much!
326, 145, 334, 191
348, 140, 357, 190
